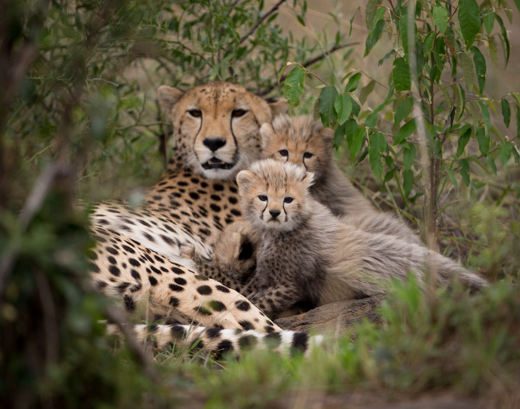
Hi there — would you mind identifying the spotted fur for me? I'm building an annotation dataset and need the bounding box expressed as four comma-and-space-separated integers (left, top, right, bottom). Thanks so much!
236, 160, 488, 314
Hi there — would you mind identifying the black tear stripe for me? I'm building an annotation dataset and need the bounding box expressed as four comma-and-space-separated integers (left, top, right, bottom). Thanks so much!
229, 115, 240, 158
192, 116, 204, 163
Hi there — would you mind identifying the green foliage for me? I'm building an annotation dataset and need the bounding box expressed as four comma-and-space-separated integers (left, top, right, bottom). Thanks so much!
283, 0, 519, 240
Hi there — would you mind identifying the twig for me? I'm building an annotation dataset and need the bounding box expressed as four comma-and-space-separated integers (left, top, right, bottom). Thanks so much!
257, 42, 359, 96
104, 308, 159, 382
0, 163, 65, 298
239, 0, 286, 44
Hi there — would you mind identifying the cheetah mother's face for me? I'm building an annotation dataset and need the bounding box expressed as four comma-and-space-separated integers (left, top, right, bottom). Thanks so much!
158, 82, 287, 181
236, 159, 314, 233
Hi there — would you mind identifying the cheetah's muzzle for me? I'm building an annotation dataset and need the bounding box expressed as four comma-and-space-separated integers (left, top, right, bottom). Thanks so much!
201, 157, 236, 170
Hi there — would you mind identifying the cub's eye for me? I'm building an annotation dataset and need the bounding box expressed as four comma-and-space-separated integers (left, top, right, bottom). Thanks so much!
232, 109, 247, 118
279, 149, 289, 157
284, 197, 294, 204
303, 152, 313, 159
258, 195, 268, 202
188, 109, 202, 118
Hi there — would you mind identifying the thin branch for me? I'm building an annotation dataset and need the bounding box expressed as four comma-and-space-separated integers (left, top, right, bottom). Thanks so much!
239, 0, 286, 44
257, 42, 359, 96
105, 309, 159, 382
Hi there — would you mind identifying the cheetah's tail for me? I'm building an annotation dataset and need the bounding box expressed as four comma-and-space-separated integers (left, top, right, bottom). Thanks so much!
106, 323, 324, 357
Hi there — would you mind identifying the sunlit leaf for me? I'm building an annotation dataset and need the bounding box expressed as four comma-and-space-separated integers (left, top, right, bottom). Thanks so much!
345, 72, 362, 92
335, 94, 352, 125
483, 12, 495, 36
283, 66, 306, 106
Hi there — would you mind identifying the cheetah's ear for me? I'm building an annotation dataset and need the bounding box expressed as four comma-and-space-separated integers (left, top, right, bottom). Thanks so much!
236, 170, 257, 191
157, 85, 184, 113
301, 171, 315, 189
319, 127, 334, 147
260, 123, 277, 149
265, 97, 288, 117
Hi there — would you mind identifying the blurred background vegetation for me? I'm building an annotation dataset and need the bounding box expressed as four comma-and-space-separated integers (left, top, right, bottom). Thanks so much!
0, 0, 519, 407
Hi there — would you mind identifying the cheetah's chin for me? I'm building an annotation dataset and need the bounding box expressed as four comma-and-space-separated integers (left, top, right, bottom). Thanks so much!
201, 158, 236, 170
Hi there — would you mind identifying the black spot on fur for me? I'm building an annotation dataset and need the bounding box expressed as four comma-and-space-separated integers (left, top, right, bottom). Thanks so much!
107, 256, 117, 265
161, 235, 174, 245
129, 258, 140, 267
264, 325, 275, 334
228, 196, 238, 204
239, 335, 258, 350
106, 247, 119, 255
235, 300, 251, 311
96, 281, 107, 290
239, 321, 254, 331
109, 266, 120, 276
171, 325, 186, 339
216, 340, 233, 355
174, 277, 187, 285
194, 274, 209, 281
89, 263, 100, 273
210, 204, 221, 212
213, 183, 224, 191
149, 276, 158, 286
116, 282, 130, 293
290, 332, 308, 355
169, 297, 179, 307
122, 245, 135, 254
149, 324, 158, 333
196, 306, 212, 316
189, 192, 200, 200
230, 209, 242, 216
86, 250, 98, 260
209, 300, 226, 311
197, 285, 212, 295
124, 295, 135, 312
206, 328, 222, 339
143, 232, 155, 242
265, 332, 282, 349
216, 285, 230, 293
172, 267, 185, 275
169, 284, 184, 292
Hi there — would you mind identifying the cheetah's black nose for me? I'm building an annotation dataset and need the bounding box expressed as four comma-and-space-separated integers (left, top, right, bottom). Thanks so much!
203, 137, 226, 152
269, 210, 281, 218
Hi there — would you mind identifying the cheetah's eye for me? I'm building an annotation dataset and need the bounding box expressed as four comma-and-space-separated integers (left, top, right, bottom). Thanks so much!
279, 149, 288, 157
188, 109, 202, 118
232, 109, 247, 118
284, 197, 294, 204
303, 152, 313, 159
258, 195, 268, 202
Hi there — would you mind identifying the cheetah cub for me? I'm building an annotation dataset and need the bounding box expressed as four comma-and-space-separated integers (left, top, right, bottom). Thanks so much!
261, 114, 422, 246
237, 160, 487, 314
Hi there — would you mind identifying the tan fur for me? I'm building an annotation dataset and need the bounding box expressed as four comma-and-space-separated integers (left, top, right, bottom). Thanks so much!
158, 82, 287, 181
237, 160, 487, 314
260, 114, 375, 217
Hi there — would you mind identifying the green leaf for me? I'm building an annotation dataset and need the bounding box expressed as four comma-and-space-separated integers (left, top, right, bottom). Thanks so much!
515, 103, 520, 138
349, 7, 359, 37
334, 122, 347, 149
371, 7, 386, 33
283, 66, 306, 106
378, 49, 396, 66
501, 98, 511, 128
345, 73, 362, 92
458, 0, 481, 48
319, 86, 338, 127
483, 13, 495, 36
369, 132, 387, 181
394, 119, 416, 144
499, 141, 513, 165
209, 63, 220, 80
461, 51, 474, 91
433, 6, 448, 35
394, 97, 414, 126
458, 84, 466, 119
495, 15, 510, 65
423, 32, 436, 56
487, 36, 498, 67
403, 143, 416, 170
392, 57, 411, 91
514, 0, 520, 13
475, 126, 489, 156
457, 124, 472, 157
471, 46, 486, 94
459, 158, 470, 186
400, 12, 416, 57
487, 156, 497, 175
335, 94, 353, 125
365, 19, 385, 56
366, 0, 383, 30
403, 169, 414, 197
359, 80, 376, 105
346, 119, 365, 162
447, 169, 458, 188
476, 101, 490, 132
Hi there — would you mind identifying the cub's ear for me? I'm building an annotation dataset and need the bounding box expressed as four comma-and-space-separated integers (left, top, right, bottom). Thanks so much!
319, 127, 335, 147
236, 170, 257, 191
265, 97, 288, 117
301, 171, 315, 189
157, 85, 184, 113
260, 123, 277, 149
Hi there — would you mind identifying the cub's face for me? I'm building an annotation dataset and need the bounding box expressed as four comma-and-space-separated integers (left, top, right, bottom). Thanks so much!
237, 159, 314, 233
158, 82, 287, 181
260, 115, 334, 181
212, 220, 260, 283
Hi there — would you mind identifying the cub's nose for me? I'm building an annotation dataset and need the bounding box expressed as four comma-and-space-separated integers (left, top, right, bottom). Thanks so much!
269, 210, 281, 218
203, 137, 226, 152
